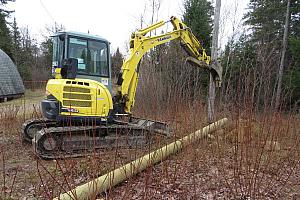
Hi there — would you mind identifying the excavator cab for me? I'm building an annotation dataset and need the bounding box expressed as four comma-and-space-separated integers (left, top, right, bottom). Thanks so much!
51, 31, 112, 91
40, 32, 115, 122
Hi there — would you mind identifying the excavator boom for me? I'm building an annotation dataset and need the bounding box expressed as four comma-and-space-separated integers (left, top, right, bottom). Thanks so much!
114, 16, 220, 114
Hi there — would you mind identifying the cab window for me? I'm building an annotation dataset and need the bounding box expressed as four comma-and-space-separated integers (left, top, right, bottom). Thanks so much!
52, 36, 64, 67
68, 37, 109, 77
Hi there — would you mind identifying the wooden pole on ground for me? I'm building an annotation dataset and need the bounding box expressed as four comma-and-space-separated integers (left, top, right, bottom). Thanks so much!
54, 118, 228, 200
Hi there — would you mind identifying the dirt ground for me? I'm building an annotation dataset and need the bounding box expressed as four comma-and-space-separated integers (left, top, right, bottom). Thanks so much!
0, 92, 300, 199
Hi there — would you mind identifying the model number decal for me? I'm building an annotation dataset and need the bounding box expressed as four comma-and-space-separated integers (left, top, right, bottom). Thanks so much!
157, 35, 171, 42
61, 107, 79, 113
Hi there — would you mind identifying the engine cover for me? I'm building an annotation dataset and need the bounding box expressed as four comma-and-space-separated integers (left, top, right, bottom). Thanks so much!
45, 78, 113, 118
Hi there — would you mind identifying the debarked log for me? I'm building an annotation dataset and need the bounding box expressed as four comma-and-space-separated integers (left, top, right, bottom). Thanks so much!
54, 118, 228, 200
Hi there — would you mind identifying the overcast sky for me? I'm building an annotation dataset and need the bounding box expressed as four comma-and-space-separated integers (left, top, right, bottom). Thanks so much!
6, 0, 249, 54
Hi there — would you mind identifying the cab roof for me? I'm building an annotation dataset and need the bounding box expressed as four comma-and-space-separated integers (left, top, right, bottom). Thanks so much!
52, 31, 110, 44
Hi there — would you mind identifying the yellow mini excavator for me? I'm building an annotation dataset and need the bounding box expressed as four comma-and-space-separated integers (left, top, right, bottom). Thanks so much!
22, 16, 221, 159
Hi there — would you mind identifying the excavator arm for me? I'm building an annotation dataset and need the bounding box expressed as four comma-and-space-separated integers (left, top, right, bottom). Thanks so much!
114, 16, 221, 114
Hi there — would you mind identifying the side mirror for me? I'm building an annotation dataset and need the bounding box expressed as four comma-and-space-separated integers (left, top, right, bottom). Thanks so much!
61, 58, 78, 79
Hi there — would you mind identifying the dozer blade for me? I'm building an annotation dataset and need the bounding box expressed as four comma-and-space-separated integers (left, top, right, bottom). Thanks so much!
125, 116, 171, 135
32, 117, 171, 159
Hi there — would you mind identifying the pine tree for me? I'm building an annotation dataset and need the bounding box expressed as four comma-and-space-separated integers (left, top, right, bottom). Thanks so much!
111, 48, 123, 79
183, 0, 213, 51
245, 0, 286, 43
0, 12, 13, 58
233, 0, 300, 109
11, 17, 21, 62
289, 35, 300, 107
288, 1, 300, 108
182, 0, 214, 97
0, 0, 15, 14
0, 0, 15, 58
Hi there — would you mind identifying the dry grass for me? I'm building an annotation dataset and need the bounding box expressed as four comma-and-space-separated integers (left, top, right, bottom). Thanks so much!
0, 79, 299, 199
105, 99, 300, 199
0, 89, 45, 108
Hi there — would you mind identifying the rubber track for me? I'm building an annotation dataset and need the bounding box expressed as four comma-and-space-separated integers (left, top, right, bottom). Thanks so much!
22, 118, 57, 142
33, 124, 164, 159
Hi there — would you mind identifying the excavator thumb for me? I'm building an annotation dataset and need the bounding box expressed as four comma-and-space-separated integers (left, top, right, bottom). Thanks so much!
185, 56, 222, 87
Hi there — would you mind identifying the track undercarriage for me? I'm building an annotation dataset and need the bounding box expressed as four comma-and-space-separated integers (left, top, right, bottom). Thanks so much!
22, 117, 170, 159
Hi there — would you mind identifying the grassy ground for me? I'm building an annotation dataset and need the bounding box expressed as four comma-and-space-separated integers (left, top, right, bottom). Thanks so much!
0, 89, 45, 107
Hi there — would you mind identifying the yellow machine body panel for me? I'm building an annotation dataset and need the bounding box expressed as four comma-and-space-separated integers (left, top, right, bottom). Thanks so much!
46, 78, 113, 117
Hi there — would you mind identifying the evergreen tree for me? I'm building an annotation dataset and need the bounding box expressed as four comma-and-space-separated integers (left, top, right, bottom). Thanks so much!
111, 47, 124, 79
40, 37, 52, 67
288, 1, 300, 107
0, 0, 14, 58
0, 12, 13, 58
244, 0, 286, 43
288, 35, 300, 107
244, 0, 300, 63
183, 0, 213, 51
0, 0, 15, 14
244, 0, 299, 58
11, 17, 21, 62
180, 0, 213, 96
40, 23, 65, 70
289, 0, 300, 36
226, 0, 300, 109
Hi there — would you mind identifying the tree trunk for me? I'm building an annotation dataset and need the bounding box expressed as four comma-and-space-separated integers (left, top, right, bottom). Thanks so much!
274, 0, 290, 111
208, 0, 221, 123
